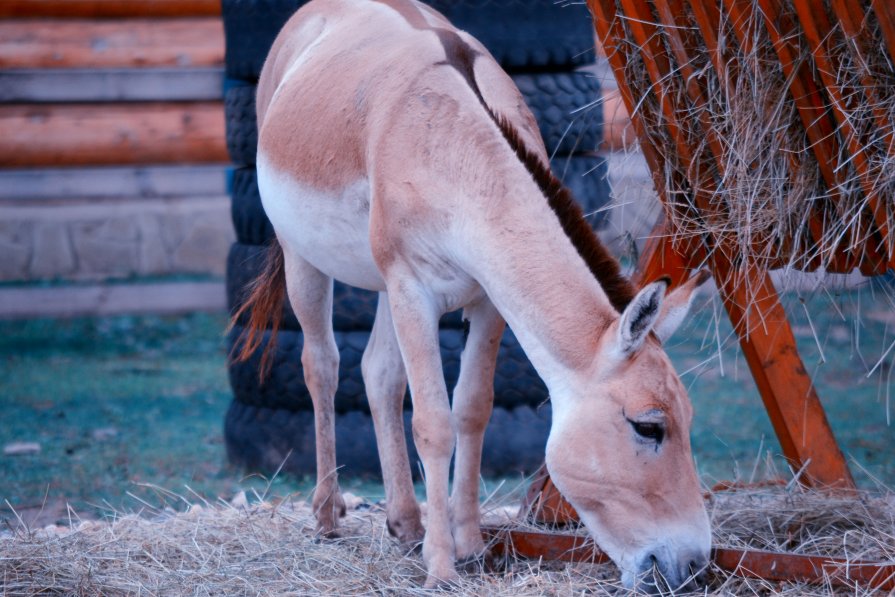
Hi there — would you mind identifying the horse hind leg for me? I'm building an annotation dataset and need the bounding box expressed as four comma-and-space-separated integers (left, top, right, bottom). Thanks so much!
361, 292, 424, 547
449, 298, 504, 563
283, 253, 346, 536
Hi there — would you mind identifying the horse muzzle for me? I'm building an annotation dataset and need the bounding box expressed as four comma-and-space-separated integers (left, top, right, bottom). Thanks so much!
630, 546, 710, 594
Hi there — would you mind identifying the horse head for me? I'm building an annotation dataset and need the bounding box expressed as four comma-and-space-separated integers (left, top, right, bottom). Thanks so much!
546, 271, 712, 592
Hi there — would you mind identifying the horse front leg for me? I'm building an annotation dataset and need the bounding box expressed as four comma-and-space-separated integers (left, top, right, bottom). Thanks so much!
283, 253, 345, 536
385, 278, 458, 588
450, 298, 504, 562
362, 292, 424, 546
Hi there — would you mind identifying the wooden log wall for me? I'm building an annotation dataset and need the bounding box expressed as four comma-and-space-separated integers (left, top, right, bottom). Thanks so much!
0, 103, 228, 167
0, 20, 224, 69
0, 1, 222, 19
0, 3, 226, 167
1, 6, 627, 166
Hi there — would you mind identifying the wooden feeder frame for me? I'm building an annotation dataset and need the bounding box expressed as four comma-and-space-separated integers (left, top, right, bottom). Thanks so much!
516, 0, 895, 589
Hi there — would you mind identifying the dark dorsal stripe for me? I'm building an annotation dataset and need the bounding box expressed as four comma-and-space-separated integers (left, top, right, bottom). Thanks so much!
433, 28, 486, 107
374, 0, 485, 104
374, 0, 636, 312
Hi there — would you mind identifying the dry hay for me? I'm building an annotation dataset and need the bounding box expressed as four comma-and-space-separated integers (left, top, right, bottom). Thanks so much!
607, 0, 895, 285
2, 485, 894, 596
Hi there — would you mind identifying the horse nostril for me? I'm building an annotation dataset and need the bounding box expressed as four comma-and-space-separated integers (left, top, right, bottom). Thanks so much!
642, 554, 670, 594
688, 558, 710, 586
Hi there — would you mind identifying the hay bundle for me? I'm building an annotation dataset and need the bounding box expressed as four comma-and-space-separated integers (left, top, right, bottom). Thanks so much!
2, 486, 893, 595
603, 0, 894, 276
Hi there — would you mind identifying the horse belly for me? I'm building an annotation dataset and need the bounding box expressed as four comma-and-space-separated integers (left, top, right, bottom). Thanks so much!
257, 154, 386, 291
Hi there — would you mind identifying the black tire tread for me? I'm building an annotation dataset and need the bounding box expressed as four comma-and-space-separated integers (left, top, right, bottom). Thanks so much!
225, 85, 257, 167
223, 0, 596, 81
227, 324, 547, 413
513, 72, 602, 155
224, 398, 552, 478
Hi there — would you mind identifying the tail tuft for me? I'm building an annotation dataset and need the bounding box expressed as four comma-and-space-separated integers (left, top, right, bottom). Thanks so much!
228, 238, 286, 382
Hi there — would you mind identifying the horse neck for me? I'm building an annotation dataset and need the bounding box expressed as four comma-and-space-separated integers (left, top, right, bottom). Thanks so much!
459, 172, 618, 399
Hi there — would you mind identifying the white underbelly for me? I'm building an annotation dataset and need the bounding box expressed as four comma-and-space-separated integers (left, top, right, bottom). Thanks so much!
256, 153, 386, 291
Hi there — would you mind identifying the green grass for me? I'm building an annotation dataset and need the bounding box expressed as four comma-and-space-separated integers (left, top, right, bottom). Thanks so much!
0, 315, 248, 517
675, 279, 895, 486
1, 281, 893, 526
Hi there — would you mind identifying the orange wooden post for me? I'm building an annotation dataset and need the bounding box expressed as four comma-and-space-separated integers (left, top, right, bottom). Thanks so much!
481, 526, 895, 591
711, 262, 856, 488
633, 219, 854, 489
632, 218, 706, 288
518, 464, 578, 526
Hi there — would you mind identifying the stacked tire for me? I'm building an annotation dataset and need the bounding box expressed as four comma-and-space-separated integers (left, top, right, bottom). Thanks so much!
223, 0, 610, 478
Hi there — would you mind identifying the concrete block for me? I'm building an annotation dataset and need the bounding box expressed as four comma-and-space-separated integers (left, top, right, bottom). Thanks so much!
0, 281, 227, 319
169, 216, 231, 275
0, 220, 33, 280
136, 214, 172, 275
30, 221, 75, 278
159, 210, 190, 255
70, 218, 140, 278
0, 165, 228, 200
0, 195, 233, 282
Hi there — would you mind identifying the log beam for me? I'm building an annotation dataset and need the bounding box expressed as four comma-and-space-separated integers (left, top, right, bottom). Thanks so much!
0, 0, 221, 18
0, 19, 224, 70
482, 526, 895, 591
0, 102, 228, 167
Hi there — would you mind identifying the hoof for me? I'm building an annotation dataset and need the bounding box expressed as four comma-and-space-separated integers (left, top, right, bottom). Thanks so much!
313, 525, 342, 540
454, 533, 487, 565
313, 506, 344, 539
423, 567, 460, 589
387, 516, 425, 547
399, 537, 424, 556
455, 547, 495, 574
312, 491, 347, 537
334, 493, 347, 518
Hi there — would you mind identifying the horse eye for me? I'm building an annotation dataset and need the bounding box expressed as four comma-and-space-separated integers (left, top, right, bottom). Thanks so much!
631, 421, 665, 444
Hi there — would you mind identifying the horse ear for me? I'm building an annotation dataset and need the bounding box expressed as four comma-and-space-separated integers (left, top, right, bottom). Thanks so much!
653, 269, 712, 343
617, 279, 668, 356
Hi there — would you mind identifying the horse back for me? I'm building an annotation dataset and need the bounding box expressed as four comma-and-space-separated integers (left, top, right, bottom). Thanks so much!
256, 0, 546, 188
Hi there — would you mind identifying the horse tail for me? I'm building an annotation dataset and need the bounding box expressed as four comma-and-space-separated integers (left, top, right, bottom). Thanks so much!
228, 238, 286, 381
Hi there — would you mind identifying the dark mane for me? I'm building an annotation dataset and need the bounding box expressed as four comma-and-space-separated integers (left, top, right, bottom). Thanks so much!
487, 111, 636, 312
376, 0, 634, 310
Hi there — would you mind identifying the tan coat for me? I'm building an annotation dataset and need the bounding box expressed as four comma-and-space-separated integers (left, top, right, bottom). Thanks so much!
235, 0, 712, 590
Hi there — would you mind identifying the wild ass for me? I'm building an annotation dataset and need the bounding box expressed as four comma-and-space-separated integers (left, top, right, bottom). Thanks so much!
234, 0, 711, 590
